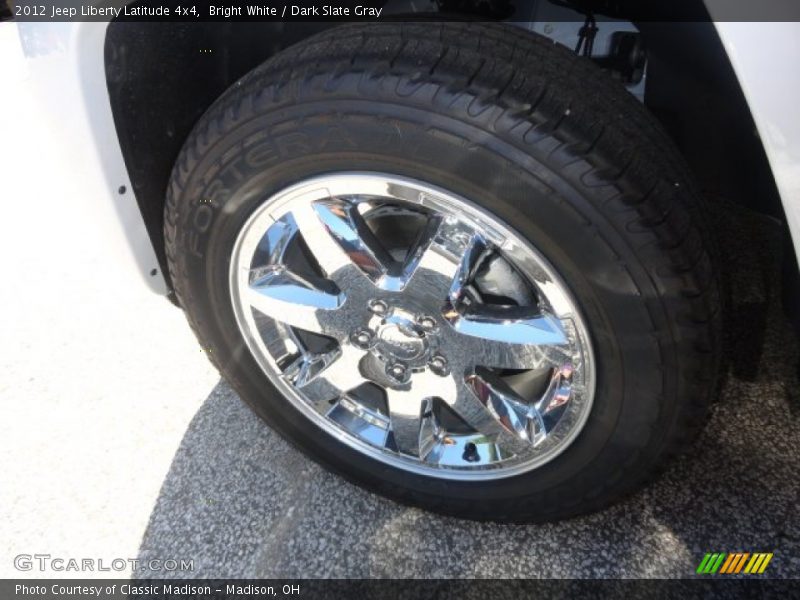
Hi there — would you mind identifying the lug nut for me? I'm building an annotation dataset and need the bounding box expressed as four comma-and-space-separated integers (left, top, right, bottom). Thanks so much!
350, 328, 374, 349
428, 354, 449, 376
368, 299, 388, 315
386, 362, 409, 383
418, 315, 437, 331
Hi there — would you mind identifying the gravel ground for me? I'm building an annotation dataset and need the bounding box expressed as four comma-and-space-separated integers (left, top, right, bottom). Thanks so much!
2, 24, 799, 580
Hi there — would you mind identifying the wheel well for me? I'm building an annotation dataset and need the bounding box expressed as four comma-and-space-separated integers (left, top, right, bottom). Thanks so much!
105, 6, 782, 289
105, 21, 337, 283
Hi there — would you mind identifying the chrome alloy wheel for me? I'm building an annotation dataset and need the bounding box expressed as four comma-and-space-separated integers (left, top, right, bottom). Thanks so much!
230, 174, 595, 480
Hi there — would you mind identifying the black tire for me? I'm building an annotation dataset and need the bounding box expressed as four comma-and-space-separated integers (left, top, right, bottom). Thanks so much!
164, 22, 722, 521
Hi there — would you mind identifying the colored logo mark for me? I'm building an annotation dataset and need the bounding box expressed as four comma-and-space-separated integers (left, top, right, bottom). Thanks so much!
696, 552, 773, 574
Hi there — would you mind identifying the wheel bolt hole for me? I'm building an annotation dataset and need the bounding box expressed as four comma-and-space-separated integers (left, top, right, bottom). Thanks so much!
368, 299, 388, 315
350, 329, 374, 349
428, 355, 449, 376
418, 316, 437, 331
386, 362, 409, 382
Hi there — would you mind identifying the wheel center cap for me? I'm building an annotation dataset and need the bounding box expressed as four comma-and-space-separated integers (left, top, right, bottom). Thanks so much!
370, 307, 432, 363
378, 323, 427, 360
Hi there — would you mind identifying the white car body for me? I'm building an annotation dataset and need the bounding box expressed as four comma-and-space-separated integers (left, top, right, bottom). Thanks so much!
712, 22, 800, 262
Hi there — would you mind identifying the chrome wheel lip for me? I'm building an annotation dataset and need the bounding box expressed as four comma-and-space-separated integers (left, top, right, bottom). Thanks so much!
229, 172, 596, 481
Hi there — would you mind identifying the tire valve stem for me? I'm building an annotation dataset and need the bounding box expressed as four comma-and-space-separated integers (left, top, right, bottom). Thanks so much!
462, 442, 480, 463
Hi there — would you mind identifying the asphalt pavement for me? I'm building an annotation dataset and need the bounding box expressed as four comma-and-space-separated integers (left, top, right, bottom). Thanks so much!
2, 25, 799, 579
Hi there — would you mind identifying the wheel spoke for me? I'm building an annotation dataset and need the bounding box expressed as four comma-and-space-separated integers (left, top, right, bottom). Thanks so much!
535, 362, 576, 420
385, 386, 425, 457
411, 371, 532, 457
292, 197, 393, 286
326, 394, 391, 448
453, 309, 572, 370
248, 267, 343, 334
450, 378, 533, 457
282, 347, 340, 389
417, 398, 444, 461
404, 216, 485, 306
287, 344, 369, 409
467, 366, 576, 448
466, 368, 530, 441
